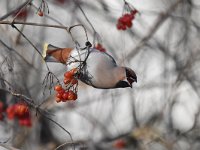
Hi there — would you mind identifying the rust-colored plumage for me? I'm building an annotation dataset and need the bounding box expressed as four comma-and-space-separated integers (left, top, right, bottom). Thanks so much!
46, 48, 72, 63
43, 43, 73, 63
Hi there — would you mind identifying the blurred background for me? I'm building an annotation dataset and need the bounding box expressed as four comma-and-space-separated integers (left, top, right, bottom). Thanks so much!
1, 0, 200, 149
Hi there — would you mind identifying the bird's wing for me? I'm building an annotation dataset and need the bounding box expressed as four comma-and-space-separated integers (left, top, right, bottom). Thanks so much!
103, 52, 117, 66
42, 43, 73, 64
78, 49, 119, 88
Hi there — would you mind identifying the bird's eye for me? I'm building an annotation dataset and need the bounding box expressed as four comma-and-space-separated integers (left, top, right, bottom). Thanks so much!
127, 77, 137, 84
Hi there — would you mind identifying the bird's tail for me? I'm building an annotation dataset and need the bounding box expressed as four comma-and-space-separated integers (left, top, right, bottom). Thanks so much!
42, 43, 73, 64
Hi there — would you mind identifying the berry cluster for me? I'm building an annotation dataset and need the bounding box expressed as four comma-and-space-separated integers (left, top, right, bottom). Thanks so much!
5, 102, 32, 127
95, 43, 106, 52
54, 68, 78, 103
117, 10, 138, 30
37, 0, 49, 17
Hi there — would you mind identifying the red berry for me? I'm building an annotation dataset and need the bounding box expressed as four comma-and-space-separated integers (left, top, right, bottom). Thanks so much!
121, 25, 126, 30
67, 91, 77, 100
95, 44, 106, 52
118, 17, 124, 23
15, 104, 29, 118
62, 92, 69, 101
58, 89, 65, 94
64, 71, 73, 79
54, 85, 62, 91
25, 119, 32, 127
64, 78, 71, 84
117, 23, 122, 30
96, 44, 102, 49
121, 16, 128, 25
126, 21, 132, 28
38, 11, 43, 17
131, 10, 138, 16
6, 105, 16, 120
100, 48, 106, 52
56, 93, 63, 99
71, 79, 78, 85
19, 118, 32, 127
56, 98, 62, 103
130, 13, 135, 20
124, 14, 130, 19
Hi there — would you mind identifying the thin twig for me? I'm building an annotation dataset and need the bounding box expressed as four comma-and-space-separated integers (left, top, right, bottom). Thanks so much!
74, 0, 96, 32
0, 20, 68, 30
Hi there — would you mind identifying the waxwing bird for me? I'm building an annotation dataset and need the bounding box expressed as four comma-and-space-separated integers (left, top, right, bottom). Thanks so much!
42, 42, 137, 89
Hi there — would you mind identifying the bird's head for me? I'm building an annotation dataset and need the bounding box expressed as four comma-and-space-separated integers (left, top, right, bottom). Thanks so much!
115, 67, 137, 88
125, 67, 137, 88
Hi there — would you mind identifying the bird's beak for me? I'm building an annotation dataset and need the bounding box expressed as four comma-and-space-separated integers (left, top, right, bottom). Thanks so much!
127, 76, 137, 88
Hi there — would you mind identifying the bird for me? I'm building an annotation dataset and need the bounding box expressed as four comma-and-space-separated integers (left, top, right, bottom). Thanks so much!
42, 42, 137, 89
